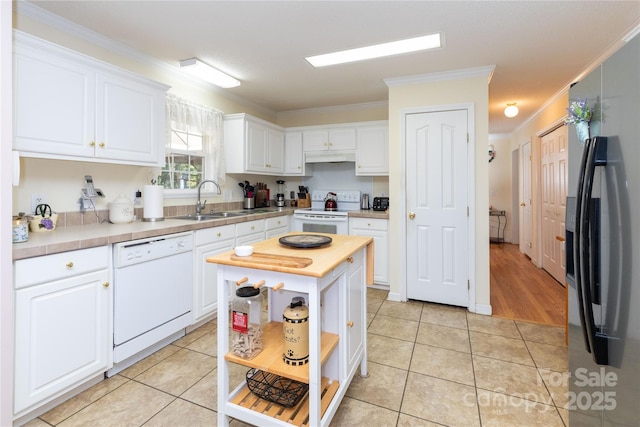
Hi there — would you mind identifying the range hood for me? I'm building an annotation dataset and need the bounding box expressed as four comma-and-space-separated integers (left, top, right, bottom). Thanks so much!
305, 151, 356, 163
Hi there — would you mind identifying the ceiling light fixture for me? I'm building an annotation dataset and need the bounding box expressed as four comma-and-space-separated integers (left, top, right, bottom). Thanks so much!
179, 58, 240, 88
504, 103, 519, 118
305, 33, 442, 68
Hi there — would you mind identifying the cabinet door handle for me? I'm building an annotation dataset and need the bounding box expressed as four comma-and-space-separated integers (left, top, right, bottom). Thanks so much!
347, 321, 354, 327
99, 142, 105, 148
217, 232, 222, 237
103, 282, 110, 288
272, 282, 284, 291
66, 262, 74, 268
236, 277, 249, 286
347, 256, 354, 264
520, 202, 526, 207
409, 212, 416, 219
253, 280, 266, 289
89, 141, 95, 147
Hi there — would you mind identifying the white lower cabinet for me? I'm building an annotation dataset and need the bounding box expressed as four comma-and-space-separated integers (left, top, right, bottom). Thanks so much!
265, 215, 289, 239
235, 218, 266, 246
344, 249, 366, 373
13, 246, 111, 416
349, 218, 389, 286
193, 225, 235, 323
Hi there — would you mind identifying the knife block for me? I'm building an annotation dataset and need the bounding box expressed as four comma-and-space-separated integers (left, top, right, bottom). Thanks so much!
297, 194, 311, 208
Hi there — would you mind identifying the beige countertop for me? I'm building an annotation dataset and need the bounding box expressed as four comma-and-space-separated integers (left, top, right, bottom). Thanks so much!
12, 208, 388, 261
12, 208, 295, 260
207, 232, 374, 282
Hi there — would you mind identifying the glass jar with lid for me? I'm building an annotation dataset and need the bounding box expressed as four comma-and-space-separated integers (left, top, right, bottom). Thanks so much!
231, 286, 264, 359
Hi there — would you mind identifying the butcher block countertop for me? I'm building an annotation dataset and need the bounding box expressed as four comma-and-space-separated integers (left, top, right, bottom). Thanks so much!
207, 232, 374, 283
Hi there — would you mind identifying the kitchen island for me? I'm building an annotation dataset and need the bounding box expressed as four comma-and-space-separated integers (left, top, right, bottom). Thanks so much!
207, 232, 373, 427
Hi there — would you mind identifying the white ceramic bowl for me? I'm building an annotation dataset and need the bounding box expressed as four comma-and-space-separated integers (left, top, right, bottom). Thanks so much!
235, 245, 254, 257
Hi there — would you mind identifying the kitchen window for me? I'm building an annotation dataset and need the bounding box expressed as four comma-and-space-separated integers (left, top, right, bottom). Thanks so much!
161, 95, 225, 195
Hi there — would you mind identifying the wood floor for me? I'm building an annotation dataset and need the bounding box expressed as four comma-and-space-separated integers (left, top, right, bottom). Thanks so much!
490, 243, 567, 327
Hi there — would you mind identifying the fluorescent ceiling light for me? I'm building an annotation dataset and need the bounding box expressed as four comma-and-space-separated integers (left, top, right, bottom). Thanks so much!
179, 58, 240, 88
305, 33, 441, 67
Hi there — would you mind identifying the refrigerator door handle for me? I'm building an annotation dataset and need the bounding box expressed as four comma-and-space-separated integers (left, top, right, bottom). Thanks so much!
579, 136, 609, 365
574, 137, 592, 353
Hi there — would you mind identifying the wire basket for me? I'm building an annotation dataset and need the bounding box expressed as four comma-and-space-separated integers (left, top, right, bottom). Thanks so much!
245, 368, 309, 408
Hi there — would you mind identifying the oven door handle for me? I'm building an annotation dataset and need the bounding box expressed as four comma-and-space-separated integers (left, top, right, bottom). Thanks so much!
295, 215, 348, 222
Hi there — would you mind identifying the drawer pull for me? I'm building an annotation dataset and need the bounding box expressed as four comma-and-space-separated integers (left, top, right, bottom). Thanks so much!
347, 256, 354, 264
66, 262, 74, 268
347, 321, 354, 328
236, 277, 248, 286
217, 232, 222, 237
99, 142, 105, 148
103, 282, 110, 288
272, 282, 284, 291
253, 280, 266, 289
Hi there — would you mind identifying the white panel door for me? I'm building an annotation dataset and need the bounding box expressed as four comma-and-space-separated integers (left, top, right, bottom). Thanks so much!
522, 141, 533, 258
406, 110, 469, 307
541, 126, 568, 283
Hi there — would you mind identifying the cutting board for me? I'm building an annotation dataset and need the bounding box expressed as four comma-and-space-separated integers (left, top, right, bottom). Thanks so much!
230, 252, 313, 269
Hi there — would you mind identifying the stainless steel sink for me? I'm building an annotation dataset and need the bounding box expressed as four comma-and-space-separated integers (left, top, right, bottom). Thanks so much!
173, 211, 249, 221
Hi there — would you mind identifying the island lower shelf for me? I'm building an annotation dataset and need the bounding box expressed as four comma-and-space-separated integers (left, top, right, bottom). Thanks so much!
224, 321, 339, 384
229, 376, 340, 427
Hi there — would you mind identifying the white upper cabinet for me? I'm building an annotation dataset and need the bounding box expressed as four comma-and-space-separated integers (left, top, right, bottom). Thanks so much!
224, 113, 285, 175
356, 123, 389, 176
13, 32, 168, 166
302, 127, 356, 151
283, 131, 306, 175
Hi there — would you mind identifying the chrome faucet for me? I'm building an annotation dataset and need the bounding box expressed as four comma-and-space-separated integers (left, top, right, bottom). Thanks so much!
196, 179, 222, 215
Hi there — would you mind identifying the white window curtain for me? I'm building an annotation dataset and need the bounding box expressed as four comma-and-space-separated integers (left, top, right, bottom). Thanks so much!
166, 94, 226, 183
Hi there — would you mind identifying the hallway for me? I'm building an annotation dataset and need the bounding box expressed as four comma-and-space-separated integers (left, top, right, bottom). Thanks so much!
490, 243, 566, 327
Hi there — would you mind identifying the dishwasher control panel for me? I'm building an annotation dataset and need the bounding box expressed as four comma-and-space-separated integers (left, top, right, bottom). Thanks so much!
114, 232, 193, 268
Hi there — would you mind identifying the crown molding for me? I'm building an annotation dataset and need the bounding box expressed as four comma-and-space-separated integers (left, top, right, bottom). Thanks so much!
384, 65, 496, 87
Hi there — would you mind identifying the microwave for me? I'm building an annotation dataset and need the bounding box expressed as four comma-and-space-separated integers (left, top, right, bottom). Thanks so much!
372, 197, 389, 211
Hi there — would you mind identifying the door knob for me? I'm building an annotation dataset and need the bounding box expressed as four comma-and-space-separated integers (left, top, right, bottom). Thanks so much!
409, 212, 416, 219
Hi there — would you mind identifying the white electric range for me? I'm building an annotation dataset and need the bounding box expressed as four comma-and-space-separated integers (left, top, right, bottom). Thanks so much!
292, 190, 361, 234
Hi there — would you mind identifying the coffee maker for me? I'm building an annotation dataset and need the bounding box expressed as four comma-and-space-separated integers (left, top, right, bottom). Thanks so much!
276, 180, 286, 207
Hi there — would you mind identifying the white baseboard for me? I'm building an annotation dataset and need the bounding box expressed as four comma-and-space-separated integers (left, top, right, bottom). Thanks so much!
471, 304, 492, 316
387, 292, 402, 302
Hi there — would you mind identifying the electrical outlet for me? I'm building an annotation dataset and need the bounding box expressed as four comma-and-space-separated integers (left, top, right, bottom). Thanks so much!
31, 194, 46, 213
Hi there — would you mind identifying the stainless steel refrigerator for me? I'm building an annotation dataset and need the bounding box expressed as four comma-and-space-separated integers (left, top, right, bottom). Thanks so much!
566, 33, 640, 426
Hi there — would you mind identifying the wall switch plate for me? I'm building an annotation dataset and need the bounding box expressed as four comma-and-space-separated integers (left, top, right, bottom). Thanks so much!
31, 194, 46, 213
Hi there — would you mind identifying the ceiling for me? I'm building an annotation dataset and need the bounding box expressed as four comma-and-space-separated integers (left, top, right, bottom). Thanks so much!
26, 1, 640, 134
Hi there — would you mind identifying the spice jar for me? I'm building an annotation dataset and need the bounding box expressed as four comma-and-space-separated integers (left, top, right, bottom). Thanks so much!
231, 286, 264, 359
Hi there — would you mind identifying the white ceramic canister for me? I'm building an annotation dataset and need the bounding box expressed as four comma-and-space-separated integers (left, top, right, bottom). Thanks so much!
12, 214, 32, 243
109, 194, 134, 223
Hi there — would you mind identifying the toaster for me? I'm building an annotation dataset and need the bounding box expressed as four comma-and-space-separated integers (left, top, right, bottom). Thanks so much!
372, 197, 389, 211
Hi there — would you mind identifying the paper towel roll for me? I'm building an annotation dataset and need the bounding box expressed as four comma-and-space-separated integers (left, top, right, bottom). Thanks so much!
143, 185, 164, 221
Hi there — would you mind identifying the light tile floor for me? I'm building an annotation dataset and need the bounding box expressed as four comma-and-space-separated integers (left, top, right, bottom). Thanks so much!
25, 288, 568, 427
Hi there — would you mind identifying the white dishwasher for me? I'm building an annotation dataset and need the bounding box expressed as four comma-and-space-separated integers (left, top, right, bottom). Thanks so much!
109, 232, 193, 376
